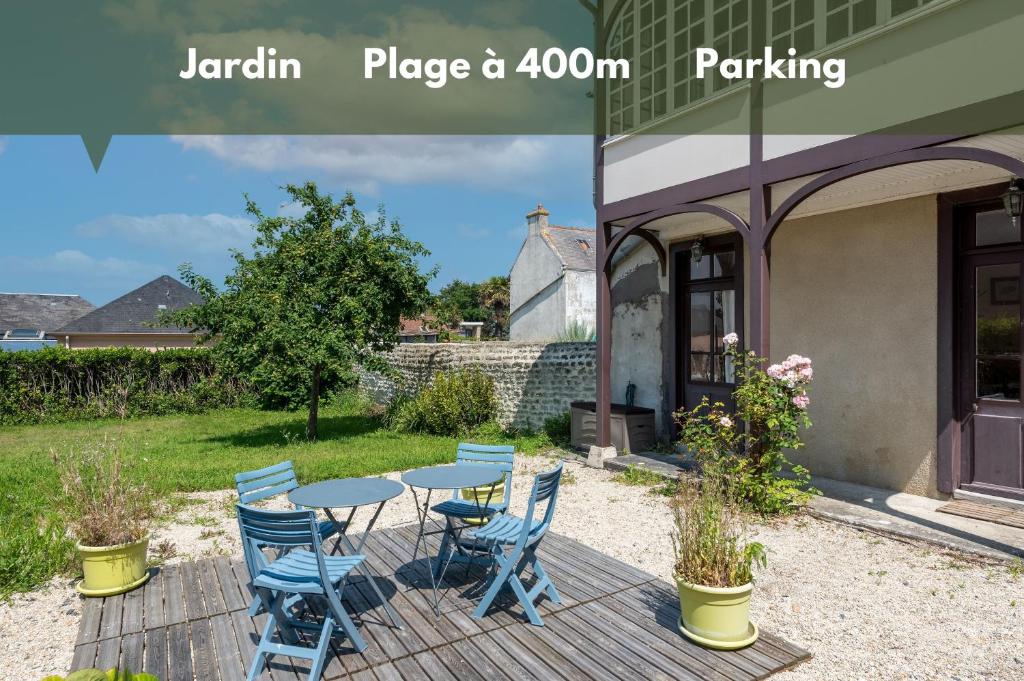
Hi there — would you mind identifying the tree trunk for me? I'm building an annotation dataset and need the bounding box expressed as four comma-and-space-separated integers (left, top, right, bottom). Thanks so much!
307, 365, 321, 441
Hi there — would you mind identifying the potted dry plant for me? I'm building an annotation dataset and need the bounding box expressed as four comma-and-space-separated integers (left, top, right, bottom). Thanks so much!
671, 468, 766, 650
52, 440, 155, 597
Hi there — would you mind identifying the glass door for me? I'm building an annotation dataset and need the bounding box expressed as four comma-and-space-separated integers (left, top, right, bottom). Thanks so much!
959, 205, 1024, 500
678, 237, 741, 414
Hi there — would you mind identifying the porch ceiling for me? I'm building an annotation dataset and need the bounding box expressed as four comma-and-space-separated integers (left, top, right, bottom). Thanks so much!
607, 128, 1024, 261
770, 127, 1024, 220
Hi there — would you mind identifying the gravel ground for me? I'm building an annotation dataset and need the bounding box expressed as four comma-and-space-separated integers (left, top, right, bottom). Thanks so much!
3, 455, 1022, 680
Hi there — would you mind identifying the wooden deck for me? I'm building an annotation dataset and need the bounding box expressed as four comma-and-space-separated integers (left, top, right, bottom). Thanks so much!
73, 525, 810, 680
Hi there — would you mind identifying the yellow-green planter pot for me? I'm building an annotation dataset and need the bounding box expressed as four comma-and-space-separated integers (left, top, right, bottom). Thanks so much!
460, 481, 504, 525
76, 535, 150, 597
676, 579, 759, 650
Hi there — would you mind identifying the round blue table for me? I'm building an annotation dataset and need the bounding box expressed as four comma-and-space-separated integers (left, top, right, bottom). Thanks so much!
288, 477, 406, 629
401, 464, 504, 616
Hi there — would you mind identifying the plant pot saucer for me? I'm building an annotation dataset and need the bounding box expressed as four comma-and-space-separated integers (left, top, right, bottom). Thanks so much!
76, 570, 150, 597
678, 616, 759, 650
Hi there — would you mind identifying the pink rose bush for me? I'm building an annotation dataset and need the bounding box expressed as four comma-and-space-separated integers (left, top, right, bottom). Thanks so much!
676, 341, 818, 515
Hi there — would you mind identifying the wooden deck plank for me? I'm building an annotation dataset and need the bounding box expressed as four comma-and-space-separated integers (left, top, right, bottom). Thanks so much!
98, 593, 124, 641
412, 649, 459, 681
70, 642, 97, 672
457, 633, 537, 681
166, 621, 194, 681
371, 661, 402, 681
520, 620, 627, 681
211, 612, 246, 681
76, 596, 103, 645
143, 567, 165, 630
180, 560, 208, 621
198, 557, 228, 616
391, 655, 426, 680
162, 564, 187, 626
485, 628, 563, 681
95, 635, 121, 671
532, 613, 646, 681
122, 582, 146, 635
118, 630, 144, 674
190, 618, 220, 681
552, 608, 680, 681
216, 557, 247, 612
444, 639, 514, 681
230, 609, 276, 681
502, 622, 601, 681
143, 627, 168, 681
556, 606, 697, 681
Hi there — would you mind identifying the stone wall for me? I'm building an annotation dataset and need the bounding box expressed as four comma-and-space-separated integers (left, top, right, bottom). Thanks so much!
358, 342, 596, 430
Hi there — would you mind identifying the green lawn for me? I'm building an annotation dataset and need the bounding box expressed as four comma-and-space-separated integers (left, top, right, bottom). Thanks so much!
0, 394, 555, 598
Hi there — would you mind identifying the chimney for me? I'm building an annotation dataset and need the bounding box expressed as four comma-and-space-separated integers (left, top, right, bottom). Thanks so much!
526, 203, 550, 237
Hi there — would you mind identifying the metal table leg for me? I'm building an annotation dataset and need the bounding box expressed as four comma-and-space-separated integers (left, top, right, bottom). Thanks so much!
325, 504, 405, 630
409, 483, 499, 618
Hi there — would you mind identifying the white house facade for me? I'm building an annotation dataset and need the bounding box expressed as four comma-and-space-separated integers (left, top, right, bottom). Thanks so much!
509, 205, 597, 341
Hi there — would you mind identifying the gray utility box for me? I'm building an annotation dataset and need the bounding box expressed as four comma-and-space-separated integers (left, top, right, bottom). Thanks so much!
570, 401, 656, 454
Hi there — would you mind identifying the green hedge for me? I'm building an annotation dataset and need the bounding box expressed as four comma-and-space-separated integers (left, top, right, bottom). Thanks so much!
0, 347, 251, 425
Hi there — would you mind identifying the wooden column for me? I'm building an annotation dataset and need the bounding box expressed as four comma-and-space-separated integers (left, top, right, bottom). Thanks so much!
596, 220, 613, 448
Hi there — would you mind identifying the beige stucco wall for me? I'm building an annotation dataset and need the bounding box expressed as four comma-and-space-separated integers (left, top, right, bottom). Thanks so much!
64, 334, 199, 350
771, 195, 940, 497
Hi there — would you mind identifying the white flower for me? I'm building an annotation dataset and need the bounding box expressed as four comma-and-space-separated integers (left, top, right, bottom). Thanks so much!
723, 332, 739, 347
719, 416, 733, 428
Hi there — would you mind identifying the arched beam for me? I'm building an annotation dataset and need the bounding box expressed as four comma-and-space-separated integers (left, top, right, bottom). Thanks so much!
766, 146, 1024, 243
602, 202, 751, 273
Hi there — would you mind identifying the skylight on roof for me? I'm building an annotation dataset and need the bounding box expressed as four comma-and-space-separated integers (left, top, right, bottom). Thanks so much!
4, 329, 44, 340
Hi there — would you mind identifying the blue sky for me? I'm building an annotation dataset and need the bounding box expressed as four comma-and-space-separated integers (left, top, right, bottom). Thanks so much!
0, 135, 594, 305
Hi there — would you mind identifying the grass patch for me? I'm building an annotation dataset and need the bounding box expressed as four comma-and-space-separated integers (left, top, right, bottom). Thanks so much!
0, 391, 558, 598
611, 464, 681, 497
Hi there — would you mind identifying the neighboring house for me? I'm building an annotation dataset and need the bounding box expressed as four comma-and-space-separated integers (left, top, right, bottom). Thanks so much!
0, 292, 95, 351
458, 321, 484, 340
55, 275, 203, 350
591, 1, 1024, 503
509, 204, 596, 341
399, 316, 439, 343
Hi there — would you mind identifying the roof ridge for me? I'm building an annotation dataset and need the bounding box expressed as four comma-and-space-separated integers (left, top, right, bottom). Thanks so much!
545, 224, 594, 232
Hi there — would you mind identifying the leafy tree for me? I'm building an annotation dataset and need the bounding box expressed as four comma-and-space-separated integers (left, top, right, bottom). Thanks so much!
168, 182, 435, 439
432, 276, 510, 339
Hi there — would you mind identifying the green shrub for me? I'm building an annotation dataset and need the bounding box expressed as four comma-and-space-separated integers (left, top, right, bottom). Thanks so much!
542, 411, 571, 448
386, 368, 496, 436
0, 347, 250, 425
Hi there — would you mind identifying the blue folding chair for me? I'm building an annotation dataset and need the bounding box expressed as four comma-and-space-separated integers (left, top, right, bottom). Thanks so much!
237, 504, 367, 681
235, 461, 340, 540
430, 444, 514, 575
235, 461, 340, 615
466, 461, 564, 626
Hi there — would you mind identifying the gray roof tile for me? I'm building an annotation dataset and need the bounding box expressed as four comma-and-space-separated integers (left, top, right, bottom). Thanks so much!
541, 225, 596, 271
0, 293, 95, 333
57, 275, 203, 333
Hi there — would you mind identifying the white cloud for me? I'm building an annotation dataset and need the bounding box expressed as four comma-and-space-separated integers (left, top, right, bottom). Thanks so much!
74, 213, 253, 255
2, 250, 163, 281
171, 135, 591, 194
456, 224, 492, 240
